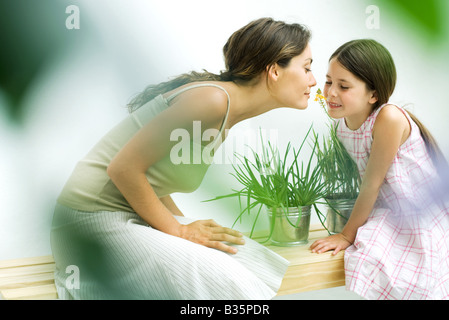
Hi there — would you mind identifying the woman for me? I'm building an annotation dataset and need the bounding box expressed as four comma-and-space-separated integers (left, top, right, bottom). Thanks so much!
51, 17, 317, 299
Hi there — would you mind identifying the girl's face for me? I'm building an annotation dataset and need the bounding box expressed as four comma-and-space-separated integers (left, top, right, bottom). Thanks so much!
323, 58, 378, 130
269, 44, 317, 110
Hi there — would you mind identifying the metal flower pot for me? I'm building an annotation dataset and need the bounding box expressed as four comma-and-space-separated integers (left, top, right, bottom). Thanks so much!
325, 197, 356, 234
267, 206, 311, 246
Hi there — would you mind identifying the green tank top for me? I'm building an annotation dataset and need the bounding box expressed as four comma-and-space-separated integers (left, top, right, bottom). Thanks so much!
57, 83, 230, 213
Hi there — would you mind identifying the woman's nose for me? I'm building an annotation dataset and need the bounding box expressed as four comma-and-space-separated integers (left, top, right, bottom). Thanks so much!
309, 72, 317, 87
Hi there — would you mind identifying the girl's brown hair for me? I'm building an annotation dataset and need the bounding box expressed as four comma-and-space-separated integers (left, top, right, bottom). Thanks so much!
127, 17, 311, 111
331, 39, 449, 175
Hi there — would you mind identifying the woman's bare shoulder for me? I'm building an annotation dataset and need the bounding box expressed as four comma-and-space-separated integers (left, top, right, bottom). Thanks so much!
165, 82, 229, 125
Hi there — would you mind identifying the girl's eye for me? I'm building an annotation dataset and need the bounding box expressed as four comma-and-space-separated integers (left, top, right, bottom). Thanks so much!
305, 68, 312, 73
324, 82, 348, 90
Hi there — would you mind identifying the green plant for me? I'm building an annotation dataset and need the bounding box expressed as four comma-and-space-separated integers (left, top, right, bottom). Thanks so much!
314, 89, 360, 199
313, 89, 361, 233
206, 125, 328, 242
314, 124, 360, 199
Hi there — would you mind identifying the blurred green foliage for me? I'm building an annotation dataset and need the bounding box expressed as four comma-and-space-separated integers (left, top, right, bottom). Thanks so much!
376, 0, 446, 41
0, 0, 72, 124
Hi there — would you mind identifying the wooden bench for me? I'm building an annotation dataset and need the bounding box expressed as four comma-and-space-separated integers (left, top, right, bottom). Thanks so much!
0, 225, 343, 300
0, 255, 57, 300
270, 225, 345, 296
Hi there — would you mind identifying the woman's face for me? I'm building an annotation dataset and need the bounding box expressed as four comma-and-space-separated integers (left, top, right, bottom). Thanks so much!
269, 43, 317, 109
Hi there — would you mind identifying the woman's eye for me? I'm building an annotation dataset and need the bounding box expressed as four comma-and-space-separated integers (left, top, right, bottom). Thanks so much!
305, 68, 312, 73
325, 81, 332, 85
340, 86, 349, 90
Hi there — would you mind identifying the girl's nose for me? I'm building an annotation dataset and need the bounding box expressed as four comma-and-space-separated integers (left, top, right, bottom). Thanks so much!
327, 83, 337, 97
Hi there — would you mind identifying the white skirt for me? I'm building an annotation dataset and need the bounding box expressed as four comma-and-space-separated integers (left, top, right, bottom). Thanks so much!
50, 204, 289, 300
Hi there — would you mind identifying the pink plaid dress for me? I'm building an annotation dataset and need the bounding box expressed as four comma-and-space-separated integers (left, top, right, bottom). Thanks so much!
336, 103, 449, 300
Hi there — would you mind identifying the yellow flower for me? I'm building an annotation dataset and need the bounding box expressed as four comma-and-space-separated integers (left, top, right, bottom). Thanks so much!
314, 88, 326, 102
314, 88, 330, 118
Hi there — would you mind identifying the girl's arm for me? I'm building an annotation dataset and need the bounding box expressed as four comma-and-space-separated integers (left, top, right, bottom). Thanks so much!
311, 105, 411, 254
107, 86, 244, 254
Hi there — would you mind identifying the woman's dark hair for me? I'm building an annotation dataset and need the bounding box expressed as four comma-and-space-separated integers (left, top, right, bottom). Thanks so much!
127, 17, 311, 111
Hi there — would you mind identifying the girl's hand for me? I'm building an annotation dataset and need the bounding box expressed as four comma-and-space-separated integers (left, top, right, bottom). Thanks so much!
310, 233, 352, 255
179, 219, 245, 254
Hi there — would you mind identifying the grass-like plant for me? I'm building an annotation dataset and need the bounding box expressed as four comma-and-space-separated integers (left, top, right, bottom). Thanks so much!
314, 89, 360, 200
314, 124, 360, 200
206, 125, 329, 242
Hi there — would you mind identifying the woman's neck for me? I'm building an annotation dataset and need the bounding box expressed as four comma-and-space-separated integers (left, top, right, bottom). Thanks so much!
224, 80, 280, 128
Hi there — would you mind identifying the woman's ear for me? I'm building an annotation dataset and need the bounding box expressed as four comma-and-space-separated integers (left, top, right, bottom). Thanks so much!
267, 63, 280, 81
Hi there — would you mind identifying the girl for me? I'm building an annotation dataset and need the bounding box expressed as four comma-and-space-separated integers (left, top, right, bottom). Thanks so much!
310, 39, 449, 300
51, 17, 317, 299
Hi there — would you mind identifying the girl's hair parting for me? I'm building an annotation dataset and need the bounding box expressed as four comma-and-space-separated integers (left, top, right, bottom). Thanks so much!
127, 17, 311, 112
331, 39, 449, 176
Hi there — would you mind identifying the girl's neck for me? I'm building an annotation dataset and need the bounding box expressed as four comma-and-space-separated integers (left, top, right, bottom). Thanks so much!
344, 107, 375, 131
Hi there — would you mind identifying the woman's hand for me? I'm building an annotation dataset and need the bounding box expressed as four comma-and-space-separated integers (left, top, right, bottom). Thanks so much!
310, 233, 352, 255
179, 219, 245, 254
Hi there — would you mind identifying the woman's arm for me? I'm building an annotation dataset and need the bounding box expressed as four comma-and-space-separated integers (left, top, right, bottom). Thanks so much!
310, 105, 411, 254
160, 195, 184, 216
107, 86, 244, 253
